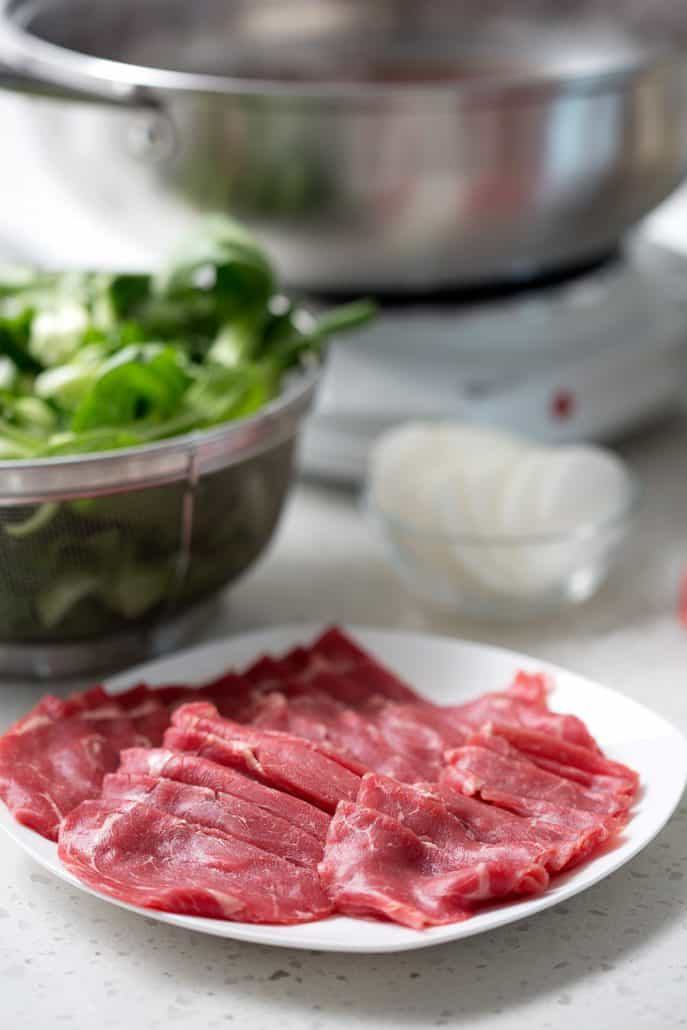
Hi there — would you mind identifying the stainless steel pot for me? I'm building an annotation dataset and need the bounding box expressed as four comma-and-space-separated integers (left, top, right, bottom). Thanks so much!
1, 0, 687, 293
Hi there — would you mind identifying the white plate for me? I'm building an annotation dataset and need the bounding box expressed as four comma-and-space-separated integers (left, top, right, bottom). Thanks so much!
2, 625, 686, 954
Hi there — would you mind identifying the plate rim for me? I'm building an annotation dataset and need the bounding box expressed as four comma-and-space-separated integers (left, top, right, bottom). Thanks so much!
1, 622, 686, 954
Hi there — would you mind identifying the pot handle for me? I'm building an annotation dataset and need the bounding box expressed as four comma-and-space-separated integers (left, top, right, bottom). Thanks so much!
0, 24, 176, 159
0, 43, 157, 107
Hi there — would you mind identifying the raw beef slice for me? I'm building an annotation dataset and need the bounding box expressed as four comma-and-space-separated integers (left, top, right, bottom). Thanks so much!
167, 704, 362, 812
319, 801, 546, 930
59, 798, 332, 924
110, 684, 170, 745
445, 741, 631, 819
118, 747, 330, 841
165, 723, 360, 814
357, 773, 553, 874
102, 772, 323, 868
475, 723, 638, 796
171, 702, 366, 773
0, 710, 148, 840
358, 774, 552, 869
448, 681, 599, 752
248, 691, 441, 783
244, 627, 423, 709
428, 779, 610, 872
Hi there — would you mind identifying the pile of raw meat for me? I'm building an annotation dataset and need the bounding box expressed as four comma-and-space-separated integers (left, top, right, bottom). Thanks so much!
0, 628, 638, 929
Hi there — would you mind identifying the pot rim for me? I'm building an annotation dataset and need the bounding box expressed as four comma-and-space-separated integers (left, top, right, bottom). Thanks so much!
1, 0, 683, 107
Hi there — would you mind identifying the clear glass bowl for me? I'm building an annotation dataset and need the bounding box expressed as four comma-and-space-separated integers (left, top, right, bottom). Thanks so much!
366, 467, 639, 621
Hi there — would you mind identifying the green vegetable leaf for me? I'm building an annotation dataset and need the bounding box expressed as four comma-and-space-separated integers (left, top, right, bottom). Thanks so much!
4, 502, 59, 539
34, 363, 99, 410
107, 274, 152, 320
157, 216, 274, 319
71, 347, 189, 432
311, 299, 377, 337
0, 305, 40, 372
0, 356, 17, 391
0, 418, 45, 458
0, 218, 374, 467
40, 427, 143, 456
258, 298, 376, 370
185, 362, 278, 425
0, 266, 48, 298
36, 570, 101, 629
28, 300, 89, 367
103, 557, 172, 618
11, 396, 57, 432
208, 313, 263, 368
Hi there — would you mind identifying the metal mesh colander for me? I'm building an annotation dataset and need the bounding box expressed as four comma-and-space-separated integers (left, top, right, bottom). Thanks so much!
0, 367, 317, 678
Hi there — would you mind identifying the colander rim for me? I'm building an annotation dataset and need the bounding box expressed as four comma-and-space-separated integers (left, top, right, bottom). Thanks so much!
0, 364, 319, 504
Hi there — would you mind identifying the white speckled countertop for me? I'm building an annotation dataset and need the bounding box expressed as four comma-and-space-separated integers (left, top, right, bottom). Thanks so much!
1, 412, 687, 1030
1, 91, 687, 1030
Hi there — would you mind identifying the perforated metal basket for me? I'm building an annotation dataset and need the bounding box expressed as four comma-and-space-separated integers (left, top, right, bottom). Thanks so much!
0, 366, 318, 679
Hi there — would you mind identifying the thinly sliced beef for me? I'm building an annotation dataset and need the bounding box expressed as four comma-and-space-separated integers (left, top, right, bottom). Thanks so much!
204, 673, 259, 721
153, 667, 260, 721
247, 689, 469, 786
319, 801, 546, 930
243, 654, 291, 687
295, 664, 421, 709
506, 671, 550, 706
0, 713, 146, 840
135, 627, 419, 724
331, 709, 438, 782
249, 690, 331, 736
111, 685, 170, 745
365, 699, 469, 746
152, 683, 205, 706
444, 741, 630, 820
0, 626, 642, 930
171, 702, 367, 774
135, 675, 248, 722
309, 626, 373, 669
0, 682, 174, 840
276, 645, 312, 678
429, 779, 610, 872
9, 687, 113, 736
102, 773, 323, 868
465, 732, 635, 819
309, 628, 423, 703
319, 804, 471, 928
357, 773, 553, 875
118, 747, 329, 841
59, 799, 332, 924
249, 692, 439, 783
16, 688, 112, 729
448, 688, 599, 752
165, 710, 361, 813
476, 723, 638, 796
522, 754, 631, 795
243, 628, 422, 711
344, 696, 469, 781
23, 684, 166, 751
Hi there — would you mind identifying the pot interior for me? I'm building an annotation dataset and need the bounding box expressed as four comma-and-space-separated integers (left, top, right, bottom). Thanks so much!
7, 0, 677, 87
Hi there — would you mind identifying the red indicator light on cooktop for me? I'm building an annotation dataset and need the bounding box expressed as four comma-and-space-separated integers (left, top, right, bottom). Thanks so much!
551, 389, 576, 420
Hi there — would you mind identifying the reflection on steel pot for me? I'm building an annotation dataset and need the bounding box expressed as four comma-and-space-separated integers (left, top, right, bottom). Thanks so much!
2, 0, 687, 292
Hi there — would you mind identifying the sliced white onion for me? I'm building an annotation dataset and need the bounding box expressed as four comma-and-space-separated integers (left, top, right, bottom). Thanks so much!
367, 421, 630, 604
532, 445, 630, 532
